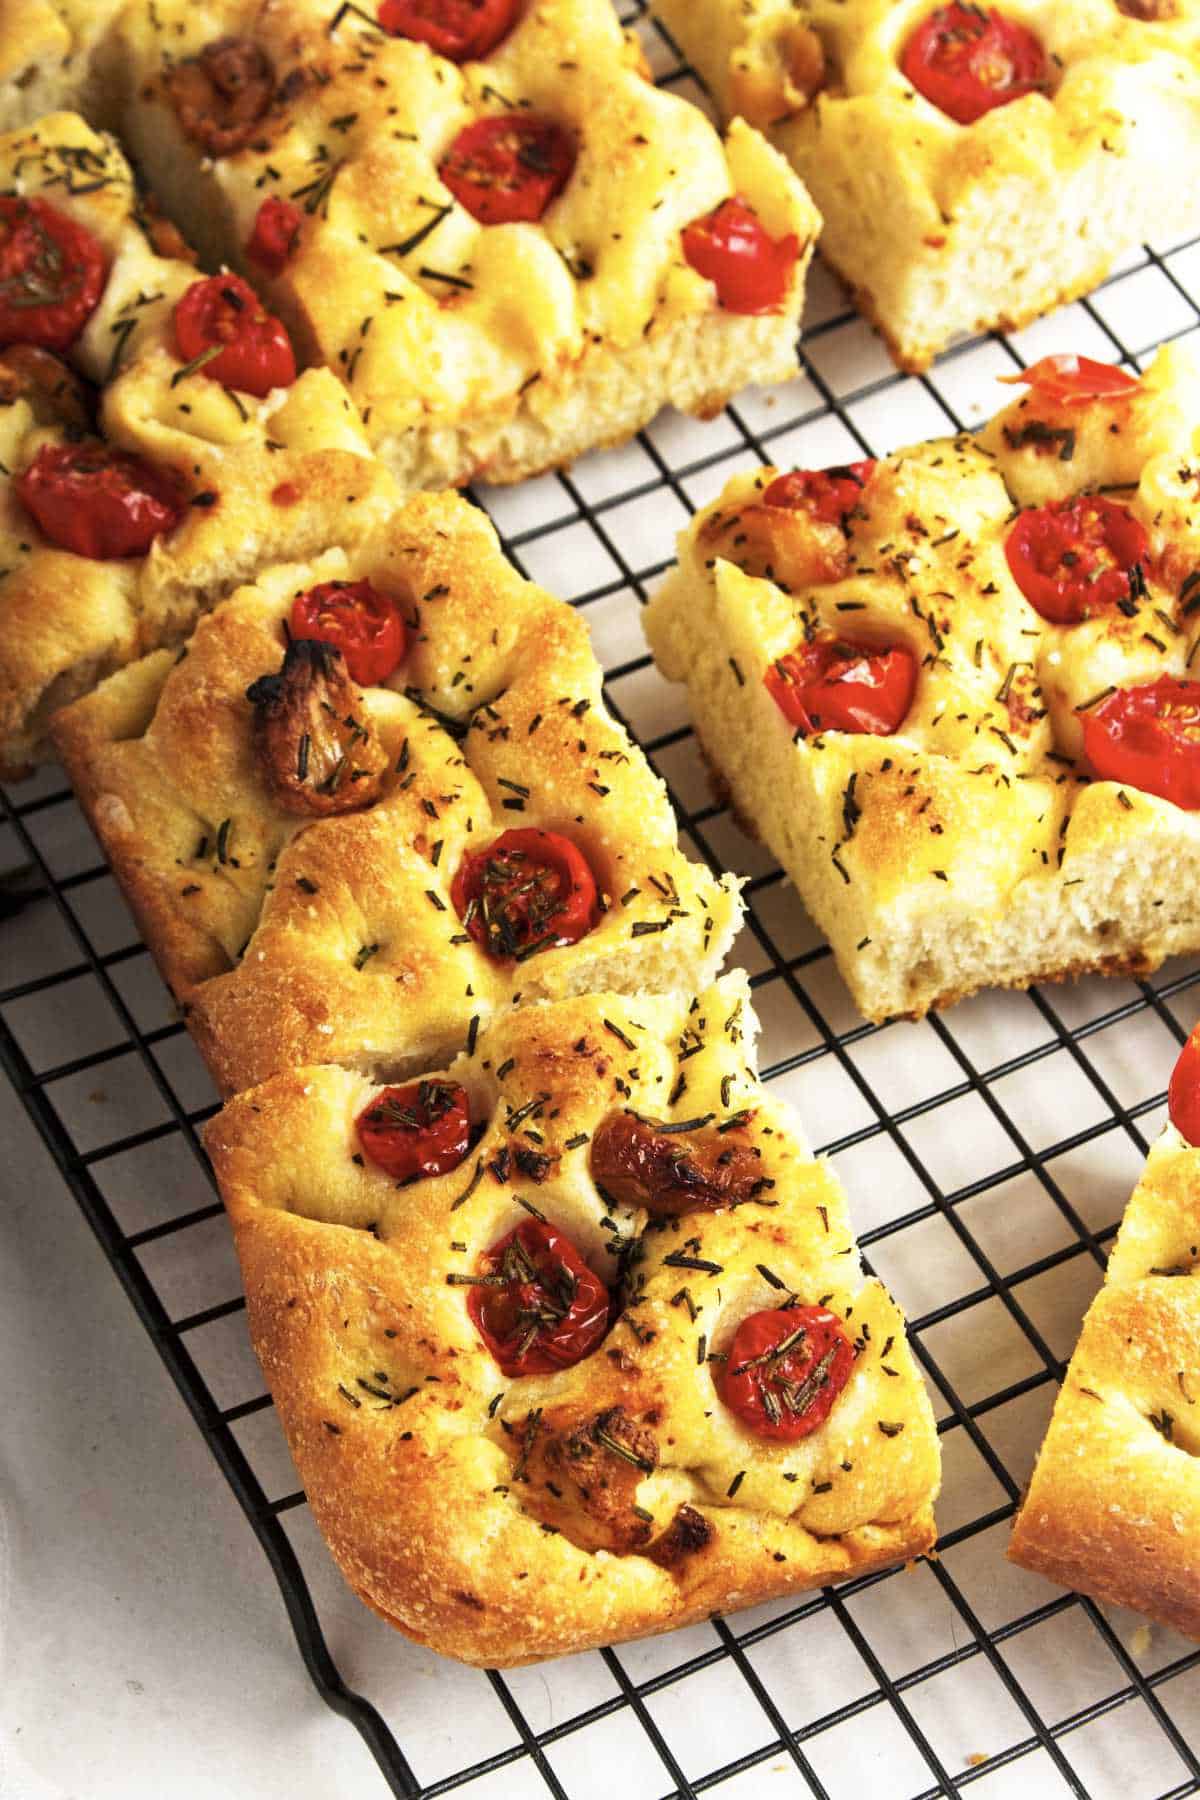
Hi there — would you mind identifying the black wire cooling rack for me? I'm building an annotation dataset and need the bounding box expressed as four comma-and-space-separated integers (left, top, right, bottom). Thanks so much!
5, 14, 1200, 1796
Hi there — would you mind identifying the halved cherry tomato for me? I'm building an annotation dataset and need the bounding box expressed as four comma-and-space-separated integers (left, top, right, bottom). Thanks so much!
378, 0, 519, 60
466, 1219, 610, 1376
681, 197, 799, 315
1081, 676, 1200, 811
765, 636, 916, 735
290, 579, 408, 687
719, 1305, 854, 1441
900, 5, 1049, 125
246, 196, 304, 275
763, 460, 876, 526
439, 116, 574, 225
1005, 495, 1148, 625
173, 272, 295, 397
451, 827, 599, 959
0, 197, 107, 353
15, 441, 185, 560
1168, 1029, 1200, 1147
356, 1078, 472, 1182
998, 354, 1141, 408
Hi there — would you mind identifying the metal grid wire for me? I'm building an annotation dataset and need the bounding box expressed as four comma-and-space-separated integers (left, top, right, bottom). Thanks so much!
5, 13, 1200, 1796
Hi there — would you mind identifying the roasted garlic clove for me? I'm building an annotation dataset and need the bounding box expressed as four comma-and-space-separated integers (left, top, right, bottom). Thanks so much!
246, 638, 389, 817
509, 1405, 659, 1554
164, 36, 281, 158
0, 346, 95, 432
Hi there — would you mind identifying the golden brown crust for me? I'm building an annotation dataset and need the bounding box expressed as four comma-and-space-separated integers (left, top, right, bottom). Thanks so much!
54, 489, 742, 1095
646, 342, 1200, 1025
1010, 1129, 1200, 1638
205, 979, 940, 1665
0, 110, 396, 778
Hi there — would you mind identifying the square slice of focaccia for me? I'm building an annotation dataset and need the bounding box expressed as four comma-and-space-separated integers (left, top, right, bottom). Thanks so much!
1010, 1027, 1200, 1638
108, 0, 819, 490
651, 0, 1200, 371
204, 973, 940, 1666
645, 343, 1200, 1023
0, 111, 397, 777
53, 489, 743, 1097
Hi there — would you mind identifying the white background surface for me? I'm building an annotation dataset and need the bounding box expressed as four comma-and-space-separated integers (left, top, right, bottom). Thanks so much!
0, 1081, 387, 1800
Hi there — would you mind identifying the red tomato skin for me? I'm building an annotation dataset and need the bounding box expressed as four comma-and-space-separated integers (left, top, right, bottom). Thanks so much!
439, 116, 574, 225
1168, 1032, 1200, 1147
15, 441, 185, 560
467, 1220, 610, 1376
1005, 495, 1149, 624
290, 580, 408, 687
1082, 677, 1200, 811
378, 0, 519, 60
0, 197, 108, 353
173, 272, 296, 397
246, 196, 304, 275
356, 1080, 472, 1182
763, 460, 876, 525
451, 828, 600, 959
765, 637, 916, 736
901, 5, 1050, 125
999, 354, 1140, 408
681, 197, 799, 315
719, 1306, 855, 1441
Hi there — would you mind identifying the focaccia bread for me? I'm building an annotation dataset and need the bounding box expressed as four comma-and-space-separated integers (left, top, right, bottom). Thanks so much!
1009, 1025, 1200, 1637
204, 974, 940, 1666
107, 0, 819, 489
54, 489, 742, 1096
0, 111, 396, 777
651, 0, 1200, 370
645, 343, 1200, 1022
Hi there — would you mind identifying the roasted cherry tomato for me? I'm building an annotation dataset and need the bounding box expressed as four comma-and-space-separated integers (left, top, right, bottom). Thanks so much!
0, 196, 107, 353
719, 1305, 854, 1441
1081, 676, 1200, 811
1168, 1029, 1200, 1148
378, 0, 519, 60
589, 1110, 767, 1217
900, 5, 1049, 125
290, 579, 408, 687
356, 1078, 472, 1182
466, 1219, 610, 1376
998, 354, 1141, 408
451, 827, 599, 959
681, 196, 799, 315
765, 636, 916, 735
15, 440, 185, 560
1005, 495, 1148, 625
246, 195, 304, 275
763, 460, 876, 526
173, 272, 295, 397
439, 116, 574, 225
